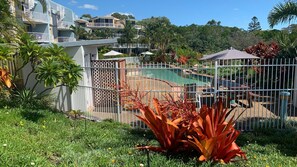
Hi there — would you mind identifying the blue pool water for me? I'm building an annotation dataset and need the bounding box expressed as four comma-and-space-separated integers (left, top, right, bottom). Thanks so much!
141, 68, 212, 86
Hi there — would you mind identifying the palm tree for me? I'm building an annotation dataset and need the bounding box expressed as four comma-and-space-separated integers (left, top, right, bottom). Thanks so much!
118, 20, 137, 56
70, 25, 87, 40
268, 1, 297, 28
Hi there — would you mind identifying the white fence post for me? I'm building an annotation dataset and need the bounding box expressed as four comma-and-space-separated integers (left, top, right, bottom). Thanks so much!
294, 58, 297, 108
214, 60, 218, 100
115, 62, 121, 122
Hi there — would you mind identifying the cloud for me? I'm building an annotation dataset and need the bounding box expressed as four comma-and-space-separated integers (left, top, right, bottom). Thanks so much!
78, 4, 98, 10
69, 0, 77, 4
233, 8, 239, 11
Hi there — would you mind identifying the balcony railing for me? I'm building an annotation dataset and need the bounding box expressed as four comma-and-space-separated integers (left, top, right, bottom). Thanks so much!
28, 32, 49, 43
58, 37, 76, 42
58, 21, 74, 30
23, 10, 48, 23
112, 43, 149, 48
86, 22, 115, 28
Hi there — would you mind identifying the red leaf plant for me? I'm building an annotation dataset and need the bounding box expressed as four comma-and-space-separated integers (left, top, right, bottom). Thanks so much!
185, 99, 247, 163
120, 83, 247, 163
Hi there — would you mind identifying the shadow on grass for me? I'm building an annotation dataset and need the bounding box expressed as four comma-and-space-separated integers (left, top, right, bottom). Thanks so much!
127, 128, 199, 164
237, 127, 297, 157
20, 110, 45, 122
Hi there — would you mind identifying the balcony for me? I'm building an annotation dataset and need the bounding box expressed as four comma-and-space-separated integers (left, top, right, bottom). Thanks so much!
58, 37, 76, 43
28, 32, 49, 43
23, 10, 48, 24
58, 21, 74, 30
86, 22, 117, 28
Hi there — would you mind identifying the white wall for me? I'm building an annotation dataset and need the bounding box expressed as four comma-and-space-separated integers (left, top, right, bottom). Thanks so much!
64, 46, 86, 111
64, 45, 98, 112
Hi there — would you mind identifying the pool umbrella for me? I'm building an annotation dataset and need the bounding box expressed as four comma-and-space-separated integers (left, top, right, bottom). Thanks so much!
140, 51, 153, 55
200, 48, 259, 60
103, 50, 123, 56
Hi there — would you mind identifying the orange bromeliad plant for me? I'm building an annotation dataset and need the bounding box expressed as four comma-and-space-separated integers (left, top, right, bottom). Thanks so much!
120, 83, 247, 163
186, 99, 246, 163
0, 68, 12, 89
135, 98, 187, 152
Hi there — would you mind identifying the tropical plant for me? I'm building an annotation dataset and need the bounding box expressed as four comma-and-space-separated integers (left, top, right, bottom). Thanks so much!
16, 34, 82, 96
177, 55, 188, 64
117, 20, 137, 56
121, 83, 247, 163
245, 41, 279, 59
36, 44, 83, 94
0, 68, 12, 89
186, 100, 246, 163
70, 25, 88, 40
268, 1, 297, 28
14, 89, 37, 107
276, 31, 297, 58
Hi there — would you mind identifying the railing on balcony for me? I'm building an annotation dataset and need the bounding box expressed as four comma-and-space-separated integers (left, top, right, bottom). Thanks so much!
112, 43, 149, 48
27, 32, 49, 43
58, 37, 76, 42
86, 22, 115, 28
58, 21, 74, 30
23, 10, 48, 23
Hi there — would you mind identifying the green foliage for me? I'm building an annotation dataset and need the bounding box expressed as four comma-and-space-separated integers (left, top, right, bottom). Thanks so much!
36, 44, 83, 94
118, 20, 137, 56
139, 17, 175, 56
0, 45, 14, 62
206, 19, 221, 26
80, 14, 92, 19
14, 89, 37, 107
112, 12, 135, 20
275, 31, 297, 58
248, 16, 261, 31
268, 1, 297, 28
16, 34, 83, 96
70, 25, 89, 40
93, 28, 115, 39
11, 89, 53, 109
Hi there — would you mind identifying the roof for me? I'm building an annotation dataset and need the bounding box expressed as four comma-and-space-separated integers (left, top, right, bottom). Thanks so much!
42, 39, 118, 48
200, 48, 259, 60
91, 16, 117, 20
75, 19, 89, 23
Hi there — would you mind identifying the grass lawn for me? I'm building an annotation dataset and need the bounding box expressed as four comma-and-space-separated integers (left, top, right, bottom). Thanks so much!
0, 107, 296, 166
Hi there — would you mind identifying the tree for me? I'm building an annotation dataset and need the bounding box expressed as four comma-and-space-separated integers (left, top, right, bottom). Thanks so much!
268, 1, 297, 28
248, 16, 261, 31
70, 25, 88, 40
18, 34, 82, 96
206, 19, 221, 26
81, 14, 92, 19
275, 31, 297, 58
139, 17, 175, 61
117, 20, 136, 56
112, 12, 135, 20
93, 28, 114, 39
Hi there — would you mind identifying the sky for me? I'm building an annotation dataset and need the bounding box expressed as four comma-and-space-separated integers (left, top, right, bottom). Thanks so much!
53, 0, 287, 30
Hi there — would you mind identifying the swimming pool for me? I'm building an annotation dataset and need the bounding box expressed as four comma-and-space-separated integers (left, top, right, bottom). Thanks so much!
140, 68, 212, 86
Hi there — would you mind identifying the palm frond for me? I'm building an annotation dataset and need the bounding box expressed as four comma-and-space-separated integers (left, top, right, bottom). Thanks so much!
268, 2, 297, 28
